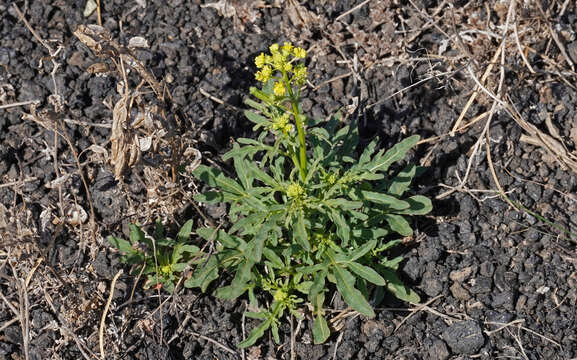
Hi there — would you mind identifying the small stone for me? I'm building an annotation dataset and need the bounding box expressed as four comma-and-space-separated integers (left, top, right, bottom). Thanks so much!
442, 321, 485, 355
427, 338, 450, 360
449, 265, 475, 282
450, 282, 471, 301
470, 276, 492, 294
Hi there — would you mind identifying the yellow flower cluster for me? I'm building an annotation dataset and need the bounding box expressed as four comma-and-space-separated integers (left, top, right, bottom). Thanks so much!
254, 42, 308, 92
286, 182, 305, 198
271, 112, 292, 134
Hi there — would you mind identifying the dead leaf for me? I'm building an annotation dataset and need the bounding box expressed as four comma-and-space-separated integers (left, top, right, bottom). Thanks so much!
201, 0, 236, 18
285, 0, 318, 28
66, 204, 88, 226
128, 36, 149, 49
87, 62, 110, 74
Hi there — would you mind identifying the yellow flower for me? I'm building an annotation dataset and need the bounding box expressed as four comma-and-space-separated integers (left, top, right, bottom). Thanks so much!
269, 43, 280, 54
255, 53, 266, 68
255, 65, 272, 82
273, 81, 286, 96
272, 52, 285, 70
282, 42, 293, 55
293, 64, 307, 84
293, 47, 307, 59
286, 183, 305, 198
283, 63, 293, 72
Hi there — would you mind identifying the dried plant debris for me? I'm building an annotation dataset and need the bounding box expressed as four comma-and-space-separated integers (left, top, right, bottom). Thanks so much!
201, 0, 268, 32
73, 24, 199, 180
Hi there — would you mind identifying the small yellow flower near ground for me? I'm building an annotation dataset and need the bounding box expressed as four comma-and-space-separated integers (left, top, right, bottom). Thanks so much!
293, 47, 306, 59
282, 42, 293, 55
273, 81, 286, 96
255, 53, 266, 68
255, 65, 272, 82
269, 43, 280, 54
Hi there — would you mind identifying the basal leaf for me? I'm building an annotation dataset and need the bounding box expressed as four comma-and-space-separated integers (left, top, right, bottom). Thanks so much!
129, 224, 146, 245
108, 236, 133, 254
381, 268, 420, 303
388, 164, 416, 196
385, 214, 413, 236
313, 314, 330, 344
333, 266, 375, 317
324, 198, 362, 210
215, 283, 247, 300
369, 135, 419, 173
238, 318, 272, 348
394, 195, 432, 215
361, 190, 409, 210
184, 255, 219, 292
347, 262, 386, 286
348, 240, 377, 262
176, 220, 194, 242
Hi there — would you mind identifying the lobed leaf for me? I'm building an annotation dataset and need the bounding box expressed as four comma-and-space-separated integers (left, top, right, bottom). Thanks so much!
368, 135, 419, 173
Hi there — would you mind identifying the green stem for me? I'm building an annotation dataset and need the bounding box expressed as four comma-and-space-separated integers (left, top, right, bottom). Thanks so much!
283, 73, 307, 181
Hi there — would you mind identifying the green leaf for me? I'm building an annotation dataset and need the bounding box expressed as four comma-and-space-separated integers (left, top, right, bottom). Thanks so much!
294, 211, 311, 251
348, 240, 377, 262
233, 146, 251, 189
385, 214, 413, 236
196, 227, 219, 241
244, 110, 269, 126
251, 224, 269, 262
358, 140, 377, 165
313, 314, 330, 344
263, 248, 284, 269
192, 165, 242, 193
246, 161, 280, 188
369, 135, 419, 173
108, 236, 133, 253
382, 268, 420, 303
324, 198, 362, 210
238, 318, 272, 348
333, 266, 375, 317
129, 224, 145, 245
184, 256, 219, 292
347, 262, 386, 286
176, 220, 194, 242
388, 164, 416, 196
361, 191, 409, 210
330, 210, 350, 246
394, 195, 432, 215
245, 311, 267, 320
171, 263, 188, 272
295, 281, 313, 294
194, 190, 239, 203
215, 283, 247, 300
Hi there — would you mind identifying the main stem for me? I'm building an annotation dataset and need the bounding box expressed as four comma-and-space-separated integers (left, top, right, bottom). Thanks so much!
284, 74, 307, 181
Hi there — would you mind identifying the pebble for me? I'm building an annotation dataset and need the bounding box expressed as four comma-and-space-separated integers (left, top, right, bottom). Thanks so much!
442, 321, 485, 355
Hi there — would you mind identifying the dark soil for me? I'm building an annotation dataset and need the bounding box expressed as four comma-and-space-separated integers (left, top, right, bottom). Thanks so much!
1, 1, 577, 359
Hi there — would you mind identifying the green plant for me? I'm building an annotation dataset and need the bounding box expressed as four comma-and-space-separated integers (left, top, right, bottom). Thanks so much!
188, 42, 432, 347
109, 220, 200, 293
